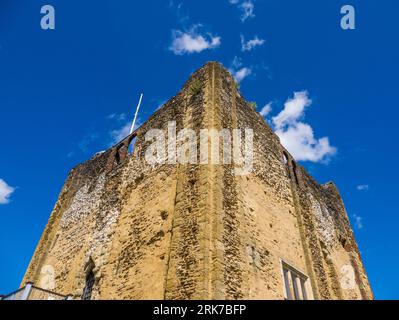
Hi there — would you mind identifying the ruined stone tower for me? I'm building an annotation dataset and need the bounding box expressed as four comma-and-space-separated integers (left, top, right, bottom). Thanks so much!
22, 62, 373, 300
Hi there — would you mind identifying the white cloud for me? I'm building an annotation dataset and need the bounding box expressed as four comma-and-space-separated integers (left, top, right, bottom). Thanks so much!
272, 91, 337, 163
241, 35, 265, 51
109, 119, 141, 146
169, 25, 221, 55
259, 102, 272, 117
241, 1, 255, 21
357, 184, 369, 191
353, 214, 363, 230
273, 91, 311, 128
233, 67, 252, 83
110, 122, 131, 146
275, 123, 336, 163
229, 0, 255, 22
0, 179, 15, 205
229, 56, 252, 83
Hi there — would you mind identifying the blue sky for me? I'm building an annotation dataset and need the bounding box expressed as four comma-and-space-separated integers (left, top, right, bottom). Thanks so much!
0, 0, 398, 299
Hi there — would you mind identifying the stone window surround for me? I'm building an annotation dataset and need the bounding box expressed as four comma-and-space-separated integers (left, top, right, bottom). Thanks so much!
279, 258, 314, 300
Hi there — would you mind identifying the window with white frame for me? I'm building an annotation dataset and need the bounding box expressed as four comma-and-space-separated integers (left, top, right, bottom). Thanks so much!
281, 261, 310, 300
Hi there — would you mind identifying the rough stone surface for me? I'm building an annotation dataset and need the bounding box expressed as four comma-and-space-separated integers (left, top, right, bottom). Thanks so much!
22, 62, 373, 300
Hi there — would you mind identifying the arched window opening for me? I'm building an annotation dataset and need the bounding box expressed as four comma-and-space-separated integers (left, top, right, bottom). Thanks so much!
282, 152, 289, 165
115, 148, 121, 165
82, 270, 95, 300
128, 136, 136, 155
292, 161, 299, 185
282, 152, 291, 179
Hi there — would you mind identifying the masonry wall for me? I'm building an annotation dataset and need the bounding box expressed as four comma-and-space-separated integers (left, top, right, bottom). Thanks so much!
22, 62, 372, 300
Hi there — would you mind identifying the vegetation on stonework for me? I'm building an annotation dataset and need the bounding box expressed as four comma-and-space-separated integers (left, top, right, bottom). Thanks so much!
190, 79, 202, 95
235, 81, 240, 91
248, 101, 257, 109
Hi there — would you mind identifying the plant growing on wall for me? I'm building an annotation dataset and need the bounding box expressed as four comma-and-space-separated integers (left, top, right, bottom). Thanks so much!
248, 101, 257, 109
190, 79, 202, 95
235, 81, 240, 91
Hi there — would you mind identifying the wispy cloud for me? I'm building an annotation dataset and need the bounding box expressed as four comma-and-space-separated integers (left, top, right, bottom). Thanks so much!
67, 151, 75, 158
352, 214, 363, 230
168, 1, 190, 24
229, 56, 252, 83
109, 119, 141, 146
0, 179, 15, 205
78, 131, 99, 153
233, 67, 252, 83
357, 184, 369, 191
240, 1, 255, 21
259, 102, 272, 117
241, 35, 265, 51
107, 113, 126, 121
272, 91, 337, 163
110, 122, 131, 146
229, 0, 255, 22
169, 25, 221, 55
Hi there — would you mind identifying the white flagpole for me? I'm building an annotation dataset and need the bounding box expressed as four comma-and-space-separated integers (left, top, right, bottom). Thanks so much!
130, 93, 143, 135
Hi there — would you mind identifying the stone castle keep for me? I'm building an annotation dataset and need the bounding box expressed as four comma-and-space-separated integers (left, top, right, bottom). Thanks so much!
21, 62, 373, 300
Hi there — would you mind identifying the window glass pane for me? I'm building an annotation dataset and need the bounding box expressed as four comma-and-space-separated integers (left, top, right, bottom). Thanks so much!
300, 278, 308, 300
283, 268, 292, 300
291, 273, 300, 300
